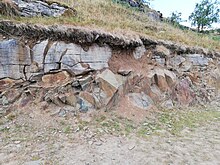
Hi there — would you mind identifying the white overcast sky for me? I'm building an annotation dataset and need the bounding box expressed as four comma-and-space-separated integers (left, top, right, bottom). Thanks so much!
150, 0, 220, 29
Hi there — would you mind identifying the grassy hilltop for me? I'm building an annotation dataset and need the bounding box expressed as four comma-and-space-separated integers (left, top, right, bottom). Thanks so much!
0, 0, 219, 51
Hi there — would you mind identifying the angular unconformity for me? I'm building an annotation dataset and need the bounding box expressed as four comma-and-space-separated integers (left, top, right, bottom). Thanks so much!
0, 36, 219, 115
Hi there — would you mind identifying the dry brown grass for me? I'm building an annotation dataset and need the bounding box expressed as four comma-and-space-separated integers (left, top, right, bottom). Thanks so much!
0, 0, 219, 51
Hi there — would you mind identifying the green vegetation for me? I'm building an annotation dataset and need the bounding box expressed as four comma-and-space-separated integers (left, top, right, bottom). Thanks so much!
155, 108, 220, 135
90, 106, 220, 137
189, 0, 220, 32
137, 109, 220, 136
212, 35, 220, 41
168, 11, 183, 26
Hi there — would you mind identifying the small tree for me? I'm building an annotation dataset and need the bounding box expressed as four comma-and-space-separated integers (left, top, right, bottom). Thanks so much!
189, 0, 220, 32
169, 11, 182, 25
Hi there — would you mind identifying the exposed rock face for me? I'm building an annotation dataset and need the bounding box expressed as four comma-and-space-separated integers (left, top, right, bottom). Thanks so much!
115, 0, 162, 21
0, 39, 31, 79
41, 71, 71, 87
0, 38, 112, 80
0, 0, 76, 17
96, 69, 123, 105
149, 67, 177, 92
0, 22, 219, 117
147, 11, 162, 21
172, 78, 195, 106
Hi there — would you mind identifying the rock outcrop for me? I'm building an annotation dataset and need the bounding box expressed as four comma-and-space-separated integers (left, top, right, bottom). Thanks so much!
0, 21, 219, 117
0, 0, 76, 17
114, 0, 163, 21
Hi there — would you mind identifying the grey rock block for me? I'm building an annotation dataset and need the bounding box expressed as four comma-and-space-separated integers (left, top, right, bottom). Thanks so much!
128, 92, 153, 110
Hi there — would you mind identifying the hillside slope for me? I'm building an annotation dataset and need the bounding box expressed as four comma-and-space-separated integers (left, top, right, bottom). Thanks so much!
0, 0, 219, 51
0, 1, 220, 164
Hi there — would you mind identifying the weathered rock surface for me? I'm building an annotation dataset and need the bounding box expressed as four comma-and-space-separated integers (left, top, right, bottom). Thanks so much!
0, 39, 31, 79
148, 67, 177, 92
0, 22, 219, 115
0, 37, 112, 79
127, 92, 153, 110
115, 0, 162, 21
147, 11, 162, 21
41, 71, 71, 87
0, 0, 76, 17
96, 69, 123, 105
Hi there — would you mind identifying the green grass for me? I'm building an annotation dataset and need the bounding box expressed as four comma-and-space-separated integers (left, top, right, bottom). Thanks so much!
0, 0, 219, 51
138, 107, 220, 136
90, 106, 220, 137
211, 35, 220, 41
168, 109, 220, 135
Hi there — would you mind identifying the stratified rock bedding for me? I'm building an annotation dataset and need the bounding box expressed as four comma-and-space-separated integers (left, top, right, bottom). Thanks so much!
0, 21, 219, 117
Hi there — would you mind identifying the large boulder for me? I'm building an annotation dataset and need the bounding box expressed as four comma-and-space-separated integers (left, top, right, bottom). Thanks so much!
171, 78, 195, 106
148, 67, 177, 92
96, 69, 123, 104
127, 92, 153, 110
147, 11, 162, 21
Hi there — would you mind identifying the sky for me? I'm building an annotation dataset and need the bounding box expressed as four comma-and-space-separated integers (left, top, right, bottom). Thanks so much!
150, 0, 220, 29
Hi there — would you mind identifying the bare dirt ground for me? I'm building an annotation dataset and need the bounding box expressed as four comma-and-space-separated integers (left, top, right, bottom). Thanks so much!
0, 105, 220, 165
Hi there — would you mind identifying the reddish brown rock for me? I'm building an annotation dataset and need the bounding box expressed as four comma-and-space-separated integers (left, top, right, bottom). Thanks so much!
96, 69, 123, 104
172, 78, 195, 106
19, 93, 33, 108
41, 71, 71, 87
117, 66, 133, 76
2, 88, 22, 105
0, 78, 18, 91
148, 67, 177, 92
148, 85, 163, 102
65, 92, 77, 107
187, 72, 200, 84
79, 91, 95, 106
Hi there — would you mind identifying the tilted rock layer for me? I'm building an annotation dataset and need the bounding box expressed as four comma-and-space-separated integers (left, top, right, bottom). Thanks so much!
0, 21, 219, 117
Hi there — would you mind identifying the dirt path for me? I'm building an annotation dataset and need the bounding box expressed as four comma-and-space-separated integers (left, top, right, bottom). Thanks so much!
55, 121, 220, 165
0, 108, 220, 165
